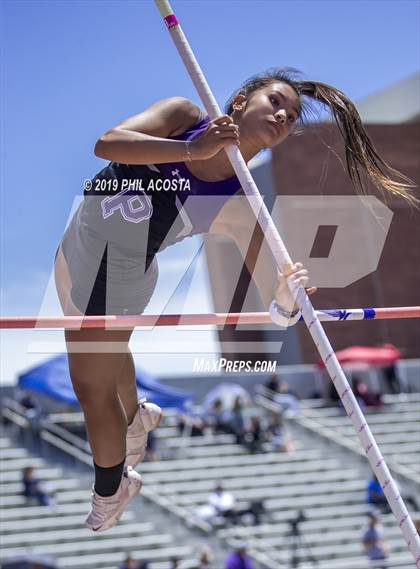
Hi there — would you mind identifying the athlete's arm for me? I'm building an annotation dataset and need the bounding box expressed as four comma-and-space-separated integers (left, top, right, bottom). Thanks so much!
94, 97, 202, 164
95, 97, 239, 165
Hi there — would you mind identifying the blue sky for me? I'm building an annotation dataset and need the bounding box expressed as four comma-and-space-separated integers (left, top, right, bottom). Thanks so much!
1, 0, 419, 384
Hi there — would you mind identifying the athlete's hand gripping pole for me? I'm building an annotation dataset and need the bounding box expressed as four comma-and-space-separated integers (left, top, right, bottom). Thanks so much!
154, 1, 420, 564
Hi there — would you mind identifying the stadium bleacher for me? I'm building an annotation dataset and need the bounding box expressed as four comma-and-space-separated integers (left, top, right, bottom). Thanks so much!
0, 430, 199, 569
140, 396, 419, 569
1, 392, 419, 569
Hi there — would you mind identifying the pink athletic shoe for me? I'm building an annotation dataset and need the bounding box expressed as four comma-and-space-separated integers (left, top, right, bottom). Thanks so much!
125, 399, 163, 468
85, 466, 142, 532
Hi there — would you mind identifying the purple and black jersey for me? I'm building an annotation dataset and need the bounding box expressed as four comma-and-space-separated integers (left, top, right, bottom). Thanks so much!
59, 113, 242, 315
81, 114, 242, 261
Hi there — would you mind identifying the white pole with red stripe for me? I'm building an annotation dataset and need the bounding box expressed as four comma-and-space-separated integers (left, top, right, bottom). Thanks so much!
154, 0, 420, 563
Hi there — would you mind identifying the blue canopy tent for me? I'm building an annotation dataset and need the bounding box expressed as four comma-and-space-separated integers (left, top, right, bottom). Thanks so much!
18, 354, 192, 411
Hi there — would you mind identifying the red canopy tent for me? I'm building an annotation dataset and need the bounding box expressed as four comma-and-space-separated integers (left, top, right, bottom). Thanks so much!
318, 344, 401, 368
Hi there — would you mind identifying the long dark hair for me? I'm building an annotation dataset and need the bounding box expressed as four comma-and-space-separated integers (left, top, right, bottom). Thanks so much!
225, 68, 417, 206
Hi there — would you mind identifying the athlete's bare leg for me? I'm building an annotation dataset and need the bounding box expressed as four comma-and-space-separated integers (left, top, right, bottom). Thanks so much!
55, 242, 136, 467
117, 350, 139, 426
64, 327, 134, 467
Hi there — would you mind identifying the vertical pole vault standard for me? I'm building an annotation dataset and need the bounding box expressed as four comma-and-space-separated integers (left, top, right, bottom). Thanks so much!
155, 1, 420, 564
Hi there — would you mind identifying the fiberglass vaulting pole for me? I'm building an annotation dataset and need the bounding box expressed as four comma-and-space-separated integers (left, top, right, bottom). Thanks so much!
154, 0, 420, 564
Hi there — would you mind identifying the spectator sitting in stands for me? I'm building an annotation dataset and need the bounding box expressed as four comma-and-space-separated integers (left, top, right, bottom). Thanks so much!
265, 374, 300, 416
266, 373, 299, 396
243, 416, 264, 454
327, 376, 341, 405
382, 362, 401, 394
119, 554, 144, 569
177, 414, 187, 435
274, 381, 300, 416
208, 482, 237, 524
199, 482, 265, 527
18, 391, 38, 413
169, 557, 180, 569
225, 543, 255, 569
196, 546, 214, 569
205, 399, 232, 434
16, 390, 44, 433
229, 396, 247, 444
177, 414, 205, 437
362, 511, 389, 569
22, 466, 54, 506
366, 474, 390, 513
265, 373, 281, 395
265, 414, 294, 453
366, 473, 419, 515
353, 377, 384, 410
